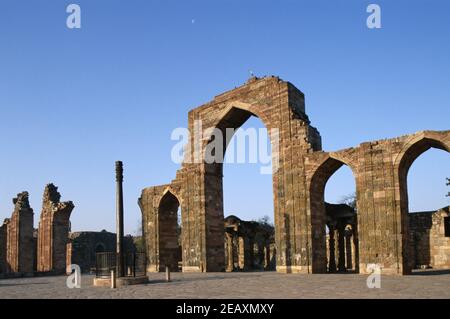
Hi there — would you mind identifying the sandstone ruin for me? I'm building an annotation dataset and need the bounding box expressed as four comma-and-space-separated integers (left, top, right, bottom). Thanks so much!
0, 219, 9, 273
37, 184, 74, 273
0, 185, 75, 276
409, 206, 450, 270
224, 215, 275, 272
5, 192, 34, 274
66, 230, 138, 273
139, 76, 450, 275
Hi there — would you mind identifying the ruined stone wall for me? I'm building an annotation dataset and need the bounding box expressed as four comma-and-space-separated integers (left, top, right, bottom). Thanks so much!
138, 184, 182, 272
409, 207, 450, 269
6, 192, 34, 273
66, 231, 136, 273
305, 130, 450, 274
140, 76, 322, 273
409, 212, 433, 268
224, 215, 275, 272
0, 220, 8, 273
139, 77, 449, 275
37, 184, 74, 273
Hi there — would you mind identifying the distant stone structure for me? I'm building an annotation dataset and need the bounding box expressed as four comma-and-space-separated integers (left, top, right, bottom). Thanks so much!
324, 203, 358, 273
66, 230, 137, 273
0, 184, 144, 278
0, 185, 75, 277
5, 192, 34, 274
224, 215, 275, 272
409, 206, 450, 269
139, 76, 450, 275
0, 219, 9, 273
37, 184, 74, 273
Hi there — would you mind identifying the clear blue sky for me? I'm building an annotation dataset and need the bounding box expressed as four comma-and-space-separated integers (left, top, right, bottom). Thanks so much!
0, 0, 449, 234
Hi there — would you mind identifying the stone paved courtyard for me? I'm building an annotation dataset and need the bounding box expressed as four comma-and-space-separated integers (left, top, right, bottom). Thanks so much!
1, 270, 450, 299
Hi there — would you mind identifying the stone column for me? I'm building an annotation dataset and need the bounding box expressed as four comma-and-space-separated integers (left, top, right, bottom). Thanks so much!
242, 234, 255, 271
257, 242, 264, 269
6, 192, 34, 273
37, 184, 74, 273
232, 234, 238, 270
115, 161, 125, 278
264, 242, 271, 270
328, 224, 337, 272
0, 220, 8, 273
66, 241, 73, 275
337, 222, 346, 272
352, 222, 359, 273
238, 236, 245, 270
247, 236, 255, 270
345, 228, 353, 270
225, 232, 234, 272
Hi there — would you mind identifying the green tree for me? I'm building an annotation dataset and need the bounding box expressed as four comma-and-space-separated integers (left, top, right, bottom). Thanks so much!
339, 192, 357, 209
134, 219, 146, 253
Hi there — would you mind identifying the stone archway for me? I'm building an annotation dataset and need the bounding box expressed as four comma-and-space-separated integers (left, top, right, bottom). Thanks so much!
138, 77, 449, 275
308, 155, 359, 273
201, 105, 275, 273
394, 132, 450, 274
140, 77, 323, 273
157, 191, 181, 272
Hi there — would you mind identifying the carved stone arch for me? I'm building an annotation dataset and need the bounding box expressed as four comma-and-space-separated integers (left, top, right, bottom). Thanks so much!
200, 101, 277, 271
210, 101, 273, 133
202, 102, 274, 167
157, 190, 181, 272
307, 153, 359, 273
140, 77, 323, 273
306, 152, 358, 187
392, 130, 450, 274
161, 186, 182, 207
394, 130, 450, 170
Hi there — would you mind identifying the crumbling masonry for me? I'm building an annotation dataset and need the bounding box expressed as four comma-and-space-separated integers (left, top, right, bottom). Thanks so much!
0, 184, 74, 276
37, 184, 74, 273
224, 215, 275, 272
139, 76, 449, 275
5, 192, 34, 273
409, 206, 450, 269
139, 77, 450, 274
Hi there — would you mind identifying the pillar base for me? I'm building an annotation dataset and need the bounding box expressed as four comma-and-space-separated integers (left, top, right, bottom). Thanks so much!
276, 266, 311, 274
182, 266, 202, 273
93, 276, 148, 287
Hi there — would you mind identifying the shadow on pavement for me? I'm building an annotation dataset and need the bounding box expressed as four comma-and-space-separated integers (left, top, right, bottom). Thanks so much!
411, 269, 450, 276
0, 282, 50, 287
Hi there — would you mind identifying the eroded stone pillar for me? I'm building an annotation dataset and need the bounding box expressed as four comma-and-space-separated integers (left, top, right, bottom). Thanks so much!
246, 236, 255, 270
37, 184, 74, 273
65, 241, 73, 275
337, 223, 346, 272
345, 228, 353, 270
0, 220, 8, 273
225, 232, 234, 272
264, 243, 271, 270
237, 236, 244, 270
6, 192, 34, 273
328, 224, 337, 272
115, 161, 125, 277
